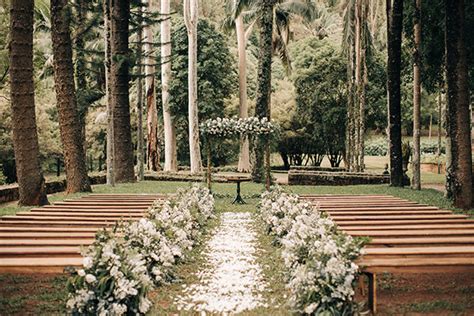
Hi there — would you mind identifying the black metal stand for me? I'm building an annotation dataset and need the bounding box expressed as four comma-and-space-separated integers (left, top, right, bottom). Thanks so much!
232, 181, 246, 204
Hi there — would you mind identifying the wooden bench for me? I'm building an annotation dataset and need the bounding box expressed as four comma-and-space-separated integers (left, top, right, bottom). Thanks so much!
0, 194, 165, 273
300, 194, 474, 313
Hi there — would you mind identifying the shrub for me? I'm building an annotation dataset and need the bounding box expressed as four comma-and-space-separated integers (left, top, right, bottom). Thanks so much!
364, 139, 388, 156
259, 186, 365, 314
67, 184, 215, 315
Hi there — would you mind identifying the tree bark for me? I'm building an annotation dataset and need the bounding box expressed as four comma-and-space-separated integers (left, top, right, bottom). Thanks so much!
437, 89, 443, 174
137, 5, 145, 181
252, 0, 275, 182
445, 0, 473, 209
144, 0, 161, 172
184, 0, 202, 174
412, 0, 421, 190
387, 0, 404, 187
73, 0, 88, 153
110, 0, 135, 182
9, 0, 49, 205
104, 0, 115, 186
236, 13, 251, 172
354, 0, 362, 172
51, 0, 91, 193
161, 0, 177, 172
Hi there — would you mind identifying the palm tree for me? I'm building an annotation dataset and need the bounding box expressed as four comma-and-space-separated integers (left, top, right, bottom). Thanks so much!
386, 0, 404, 187
229, 0, 315, 180
161, 0, 178, 172
412, 0, 421, 190
9, 0, 49, 205
184, 0, 203, 174
144, 0, 161, 172
110, 0, 135, 182
104, 0, 115, 186
445, 0, 472, 209
51, 0, 91, 193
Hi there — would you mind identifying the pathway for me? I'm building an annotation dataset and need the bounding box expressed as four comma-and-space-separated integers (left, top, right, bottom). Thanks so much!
175, 212, 268, 314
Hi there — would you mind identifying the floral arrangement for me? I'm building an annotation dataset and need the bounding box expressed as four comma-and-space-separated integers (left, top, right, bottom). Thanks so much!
200, 116, 278, 138
258, 186, 365, 315
67, 184, 215, 315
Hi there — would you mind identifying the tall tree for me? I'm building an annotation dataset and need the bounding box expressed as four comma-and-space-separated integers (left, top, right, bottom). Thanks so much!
252, 0, 276, 181
161, 0, 178, 171
387, 0, 404, 187
137, 4, 145, 181
104, 0, 115, 186
235, 8, 251, 172
73, 0, 87, 148
412, 0, 421, 189
184, 0, 202, 174
445, 0, 472, 209
343, 0, 369, 172
144, 0, 161, 172
51, 0, 91, 193
9, 0, 49, 205
110, 0, 135, 182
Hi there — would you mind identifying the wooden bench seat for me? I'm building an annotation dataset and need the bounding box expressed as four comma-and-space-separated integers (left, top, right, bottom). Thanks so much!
299, 194, 474, 313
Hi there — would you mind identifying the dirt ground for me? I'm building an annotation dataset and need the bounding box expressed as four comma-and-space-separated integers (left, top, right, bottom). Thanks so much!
358, 272, 474, 315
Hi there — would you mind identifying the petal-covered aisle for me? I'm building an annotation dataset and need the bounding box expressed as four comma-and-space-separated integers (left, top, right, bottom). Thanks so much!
175, 212, 268, 313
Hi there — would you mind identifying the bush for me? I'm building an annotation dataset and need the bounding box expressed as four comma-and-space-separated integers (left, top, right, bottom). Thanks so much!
67, 184, 215, 315
259, 186, 366, 314
364, 139, 388, 156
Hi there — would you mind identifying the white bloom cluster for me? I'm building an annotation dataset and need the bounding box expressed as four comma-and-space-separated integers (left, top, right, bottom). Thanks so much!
259, 186, 365, 315
67, 184, 215, 316
66, 230, 153, 316
200, 116, 278, 138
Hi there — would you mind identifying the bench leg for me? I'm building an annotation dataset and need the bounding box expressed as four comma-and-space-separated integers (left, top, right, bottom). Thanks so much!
366, 272, 377, 314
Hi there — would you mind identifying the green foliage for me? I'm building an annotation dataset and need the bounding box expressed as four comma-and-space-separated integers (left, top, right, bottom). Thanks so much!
285, 38, 347, 167
364, 138, 388, 156
158, 18, 237, 165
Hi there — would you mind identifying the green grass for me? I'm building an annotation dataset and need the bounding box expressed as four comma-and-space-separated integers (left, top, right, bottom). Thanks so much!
404, 300, 471, 313
2, 180, 472, 217
0, 274, 68, 315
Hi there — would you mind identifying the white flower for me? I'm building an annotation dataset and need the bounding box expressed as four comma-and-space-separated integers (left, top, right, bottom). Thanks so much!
85, 274, 96, 284
83, 256, 93, 269
77, 269, 86, 277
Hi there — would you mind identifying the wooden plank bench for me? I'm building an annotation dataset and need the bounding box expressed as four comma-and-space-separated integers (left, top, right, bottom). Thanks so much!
0, 194, 165, 273
300, 194, 474, 313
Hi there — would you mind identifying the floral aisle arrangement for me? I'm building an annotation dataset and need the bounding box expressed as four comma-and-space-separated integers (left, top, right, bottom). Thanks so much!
67, 184, 215, 315
258, 186, 366, 315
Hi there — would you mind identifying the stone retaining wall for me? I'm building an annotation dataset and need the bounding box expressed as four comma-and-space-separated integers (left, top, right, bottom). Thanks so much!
288, 171, 390, 186
0, 175, 106, 204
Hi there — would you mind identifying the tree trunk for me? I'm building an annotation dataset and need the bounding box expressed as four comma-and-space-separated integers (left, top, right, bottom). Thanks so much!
412, 0, 421, 190
354, 0, 362, 172
445, 0, 473, 209
161, 0, 177, 172
137, 5, 145, 181
73, 0, 88, 154
235, 12, 251, 172
104, 0, 115, 186
9, 0, 49, 205
252, 0, 275, 182
437, 89, 443, 174
184, 0, 202, 174
110, 0, 135, 182
51, 0, 91, 193
144, 0, 161, 172
387, 0, 404, 187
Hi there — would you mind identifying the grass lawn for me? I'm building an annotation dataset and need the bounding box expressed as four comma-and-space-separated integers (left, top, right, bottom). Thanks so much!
0, 180, 473, 315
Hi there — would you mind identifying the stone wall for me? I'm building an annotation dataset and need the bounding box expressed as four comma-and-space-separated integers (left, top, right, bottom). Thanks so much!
0, 175, 106, 204
288, 171, 390, 186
